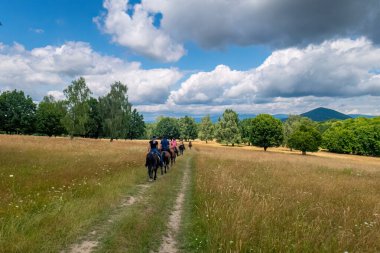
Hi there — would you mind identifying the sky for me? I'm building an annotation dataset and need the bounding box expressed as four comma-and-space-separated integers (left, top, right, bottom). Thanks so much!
1, 0, 380, 120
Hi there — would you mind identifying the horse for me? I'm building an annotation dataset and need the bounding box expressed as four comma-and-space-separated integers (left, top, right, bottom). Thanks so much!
178, 144, 185, 156
161, 150, 171, 174
170, 147, 176, 165
145, 152, 159, 181
188, 141, 192, 150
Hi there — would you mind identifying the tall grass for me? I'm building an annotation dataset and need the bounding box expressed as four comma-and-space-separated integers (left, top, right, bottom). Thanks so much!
0, 135, 147, 252
182, 145, 380, 252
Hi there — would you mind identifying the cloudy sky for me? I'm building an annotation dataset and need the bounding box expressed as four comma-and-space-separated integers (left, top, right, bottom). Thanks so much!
1, 0, 380, 120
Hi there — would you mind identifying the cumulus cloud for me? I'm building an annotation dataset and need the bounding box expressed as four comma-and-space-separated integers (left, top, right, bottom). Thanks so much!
0, 41, 182, 103
95, 0, 185, 62
170, 38, 380, 107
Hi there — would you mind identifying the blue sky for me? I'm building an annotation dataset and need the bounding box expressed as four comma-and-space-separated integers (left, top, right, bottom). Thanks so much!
1, 0, 380, 119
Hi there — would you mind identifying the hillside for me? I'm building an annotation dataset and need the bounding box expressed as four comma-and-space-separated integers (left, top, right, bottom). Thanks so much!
301, 107, 351, 122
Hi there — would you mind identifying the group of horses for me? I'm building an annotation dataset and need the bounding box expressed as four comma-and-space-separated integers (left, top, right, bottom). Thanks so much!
145, 142, 186, 181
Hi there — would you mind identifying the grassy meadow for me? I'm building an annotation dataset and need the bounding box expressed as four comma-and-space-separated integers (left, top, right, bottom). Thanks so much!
0, 135, 148, 252
181, 143, 380, 252
1, 135, 380, 252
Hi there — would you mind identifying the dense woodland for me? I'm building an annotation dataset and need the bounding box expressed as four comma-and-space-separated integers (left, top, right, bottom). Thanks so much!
1, 77, 379, 156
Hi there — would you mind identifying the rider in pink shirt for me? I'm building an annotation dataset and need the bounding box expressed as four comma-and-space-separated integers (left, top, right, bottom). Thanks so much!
171, 138, 177, 148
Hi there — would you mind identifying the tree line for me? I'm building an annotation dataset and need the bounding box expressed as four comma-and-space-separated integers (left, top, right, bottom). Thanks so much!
147, 109, 379, 157
0, 77, 145, 141
1, 86, 379, 156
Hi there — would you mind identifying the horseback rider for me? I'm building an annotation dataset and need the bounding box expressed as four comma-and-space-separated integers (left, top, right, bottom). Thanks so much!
148, 136, 163, 166
161, 136, 172, 158
171, 138, 178, 154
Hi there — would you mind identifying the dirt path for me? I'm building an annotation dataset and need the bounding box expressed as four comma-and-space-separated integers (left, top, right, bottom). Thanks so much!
63, 184, 151, 253
157, 157, 191, 253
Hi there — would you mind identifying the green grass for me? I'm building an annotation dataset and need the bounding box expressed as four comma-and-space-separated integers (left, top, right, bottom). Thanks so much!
0, 135, 148, 253
96, 155, 191, 252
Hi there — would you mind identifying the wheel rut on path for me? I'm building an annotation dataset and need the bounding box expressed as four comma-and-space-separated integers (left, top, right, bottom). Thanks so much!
63, 183, 151, 253
157, 157, 191, 253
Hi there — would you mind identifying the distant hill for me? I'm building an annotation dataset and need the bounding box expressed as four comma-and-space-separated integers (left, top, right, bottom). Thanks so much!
348, 114, 377, 119
301, 107, 351, 122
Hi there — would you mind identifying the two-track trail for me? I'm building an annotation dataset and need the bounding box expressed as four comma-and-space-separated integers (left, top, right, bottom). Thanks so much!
62, 155, 192, 253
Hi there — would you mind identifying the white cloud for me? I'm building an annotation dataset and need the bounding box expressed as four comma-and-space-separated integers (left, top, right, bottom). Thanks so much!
95, 0, 185, 62
170, 38, 380, 107
168, 65, 247, 105
0, 41, 182, 103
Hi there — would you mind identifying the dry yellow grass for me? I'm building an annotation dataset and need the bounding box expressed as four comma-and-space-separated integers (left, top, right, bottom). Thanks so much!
183, 144, 380, 252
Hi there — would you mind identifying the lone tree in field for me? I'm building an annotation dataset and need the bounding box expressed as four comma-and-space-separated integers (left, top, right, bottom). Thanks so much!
288, 120, 322, 155
283, 115, 309, 150
198, 115, 214, 143
99, 82, 131, 142
250, 114, 283, 151
36, 95, 66, 137
214, 109, 241, 146
179, 116, 198, 141
154, 117, 181, 139
62, 77, 92, 139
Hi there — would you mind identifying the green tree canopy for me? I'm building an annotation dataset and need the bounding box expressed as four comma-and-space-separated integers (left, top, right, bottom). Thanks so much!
99, 81, 131, 141
126, 108, 145, 139
154, 117, 180, 139
283, 115, 313, 150
322, 117, 380, 156
36, 95, 66, 136
214, 109, 241, 146
62, 77, 92, 138
85, 97, 102, 138
240, 118, 254, 145
288, 120, 322, 155
179, 116, 198, 141
250, 114, 283, 151
0, 89, 36, 134
198, 115, 214, 143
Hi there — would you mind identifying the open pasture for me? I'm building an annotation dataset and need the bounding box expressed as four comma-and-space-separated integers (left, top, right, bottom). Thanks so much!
0, 135, 148, 252
182, 143, 380, 252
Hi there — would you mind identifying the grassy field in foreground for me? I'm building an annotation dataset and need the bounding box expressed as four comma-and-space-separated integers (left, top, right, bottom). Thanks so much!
0, 135, 148, 253
181, 145, 380, 252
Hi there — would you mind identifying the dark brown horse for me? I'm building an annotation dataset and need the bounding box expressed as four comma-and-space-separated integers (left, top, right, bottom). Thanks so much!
170, 147, 176, 165
145, 152, 159, 181
178, 143, 185, 156
161, 150, 171, 174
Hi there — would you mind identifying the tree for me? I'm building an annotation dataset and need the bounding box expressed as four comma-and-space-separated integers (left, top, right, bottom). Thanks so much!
62, 77, 92, 139
288, 121, 322, 155
154, 117, 180, 139
283, 115, 311, 150
322, 117, 380, 156
0, 90, 36, 134
99, 82, 131, 142
214, 109, 241, 146
86, 97, 102, 138
240, 118, 254, 145
126, 109, 145, 139
198, 115, 214, 143
179, 116, 198, 141
36, 95, 66, 136
250, 114, 283, 151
